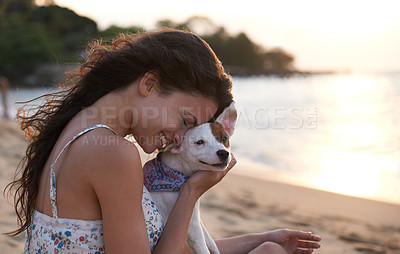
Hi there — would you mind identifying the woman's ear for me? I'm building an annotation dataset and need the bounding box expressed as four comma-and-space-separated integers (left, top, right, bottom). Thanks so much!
138, 71, 159, 96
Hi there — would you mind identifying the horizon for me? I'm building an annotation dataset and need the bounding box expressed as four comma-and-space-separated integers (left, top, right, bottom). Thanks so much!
41, 0, 400, 74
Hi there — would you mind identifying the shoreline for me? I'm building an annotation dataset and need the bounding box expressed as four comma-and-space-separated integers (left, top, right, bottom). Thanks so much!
247, 161, 400, 207
1, 118, 399, 253
229, 156, 400, 207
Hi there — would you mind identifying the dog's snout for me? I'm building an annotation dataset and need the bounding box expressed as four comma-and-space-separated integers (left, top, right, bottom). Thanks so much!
216, 150, 229, 161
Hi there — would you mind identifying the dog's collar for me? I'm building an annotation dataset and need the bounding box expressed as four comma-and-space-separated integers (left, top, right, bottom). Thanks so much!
143, 153, 189, 191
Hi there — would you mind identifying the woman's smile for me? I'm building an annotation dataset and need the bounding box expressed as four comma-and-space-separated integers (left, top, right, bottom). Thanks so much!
159, 132, 168, 149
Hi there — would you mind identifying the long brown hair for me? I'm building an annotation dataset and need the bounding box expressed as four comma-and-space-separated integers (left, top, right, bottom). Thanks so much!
4, 28, 233, 236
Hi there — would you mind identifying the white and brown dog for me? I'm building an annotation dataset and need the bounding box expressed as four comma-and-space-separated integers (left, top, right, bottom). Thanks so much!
143, 102, 237, 254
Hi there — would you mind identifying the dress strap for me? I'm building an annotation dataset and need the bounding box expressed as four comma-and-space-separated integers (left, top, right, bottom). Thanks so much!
50, 124, 117, 218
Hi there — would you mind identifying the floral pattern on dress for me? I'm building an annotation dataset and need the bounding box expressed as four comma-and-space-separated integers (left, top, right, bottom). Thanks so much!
25, 210, 105, 254
25, 124, 165, 253
25, 188, 164, 253
142, 186, 164, 248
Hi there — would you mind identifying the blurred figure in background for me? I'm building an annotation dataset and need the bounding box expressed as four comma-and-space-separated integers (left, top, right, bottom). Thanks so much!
0, 74, 10, 119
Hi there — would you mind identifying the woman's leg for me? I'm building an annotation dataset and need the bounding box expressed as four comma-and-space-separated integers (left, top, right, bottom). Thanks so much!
248, 242, 287, 254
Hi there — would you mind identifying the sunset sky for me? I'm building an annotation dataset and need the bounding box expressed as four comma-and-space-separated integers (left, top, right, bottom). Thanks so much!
49, 0, 400, 73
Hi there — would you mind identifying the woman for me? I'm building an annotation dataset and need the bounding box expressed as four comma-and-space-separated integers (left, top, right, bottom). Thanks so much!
5, 28, 321, 253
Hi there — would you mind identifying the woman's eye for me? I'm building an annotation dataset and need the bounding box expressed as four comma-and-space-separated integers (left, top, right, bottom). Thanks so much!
181, 112, 196, 128
196, 140, 204, 145
181, 116, 188, 127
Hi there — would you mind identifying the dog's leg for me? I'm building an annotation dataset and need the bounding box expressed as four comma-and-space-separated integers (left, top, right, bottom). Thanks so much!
200, 219, 220, 254
187, 201, 211, 254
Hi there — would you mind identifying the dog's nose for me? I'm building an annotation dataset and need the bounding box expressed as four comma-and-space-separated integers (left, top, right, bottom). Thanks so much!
216, 150, 229, 161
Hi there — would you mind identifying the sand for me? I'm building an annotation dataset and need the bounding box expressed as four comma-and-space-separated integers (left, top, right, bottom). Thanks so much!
1, 118, 399, 254
0, 119, 28, 253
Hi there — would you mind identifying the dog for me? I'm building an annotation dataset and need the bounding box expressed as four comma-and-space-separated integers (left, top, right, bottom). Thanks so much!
143, 102, 237, 254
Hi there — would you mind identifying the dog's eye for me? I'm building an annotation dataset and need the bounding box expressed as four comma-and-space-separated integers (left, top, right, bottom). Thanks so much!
221, 136, 227, 143
196, 140, 204, 145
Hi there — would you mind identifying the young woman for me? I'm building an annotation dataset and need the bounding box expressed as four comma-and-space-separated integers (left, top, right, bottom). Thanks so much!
5, 28, 320, 253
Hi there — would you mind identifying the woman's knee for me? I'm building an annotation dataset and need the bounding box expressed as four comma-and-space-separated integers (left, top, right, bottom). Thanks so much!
249, 241, 287, 254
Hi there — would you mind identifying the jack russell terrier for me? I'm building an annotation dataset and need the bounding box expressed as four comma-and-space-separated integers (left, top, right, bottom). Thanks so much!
143, 102, 237, 254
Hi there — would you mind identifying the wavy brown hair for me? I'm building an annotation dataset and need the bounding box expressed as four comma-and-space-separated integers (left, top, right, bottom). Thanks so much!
4, 28, 233, 236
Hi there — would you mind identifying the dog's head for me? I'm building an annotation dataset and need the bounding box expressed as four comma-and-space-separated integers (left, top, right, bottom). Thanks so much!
164, 102, 237, 172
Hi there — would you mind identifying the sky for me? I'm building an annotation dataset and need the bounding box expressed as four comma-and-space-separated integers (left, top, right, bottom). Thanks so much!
46, 0, 400, 73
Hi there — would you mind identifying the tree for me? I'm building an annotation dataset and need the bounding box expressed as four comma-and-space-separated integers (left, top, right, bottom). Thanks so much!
0, 0, 56, 76
0, 0, 35, 14
98, 25, 144, 40
0, 1, 100, 78
30, 5, 97, 57
153, 16, 296, 75
263, 48, 295, 74
203, 28, 295, 75
156, 19, 190, 31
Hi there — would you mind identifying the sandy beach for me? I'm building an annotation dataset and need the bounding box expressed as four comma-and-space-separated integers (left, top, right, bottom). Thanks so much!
1, 118, 399, 254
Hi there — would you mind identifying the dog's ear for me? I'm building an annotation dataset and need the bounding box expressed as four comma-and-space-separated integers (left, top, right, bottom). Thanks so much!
162, 143, 184, 154
216, 102, 237, 137
169, 145, 184, 153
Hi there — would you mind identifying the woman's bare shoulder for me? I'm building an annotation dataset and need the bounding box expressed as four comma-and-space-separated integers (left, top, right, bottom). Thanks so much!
70, 130, 143, 185
69, 131, 150, 252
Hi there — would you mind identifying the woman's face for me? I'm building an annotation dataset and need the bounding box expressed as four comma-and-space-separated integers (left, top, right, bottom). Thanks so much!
133, 91, 218, 154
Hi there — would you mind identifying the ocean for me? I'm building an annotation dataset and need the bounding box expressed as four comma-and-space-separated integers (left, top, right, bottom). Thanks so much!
230, 72, 400, 205
4, 72, 400, 205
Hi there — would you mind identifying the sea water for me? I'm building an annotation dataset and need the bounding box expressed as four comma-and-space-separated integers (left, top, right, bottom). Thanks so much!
231, 72, 400, 205
4, 72, 400, 204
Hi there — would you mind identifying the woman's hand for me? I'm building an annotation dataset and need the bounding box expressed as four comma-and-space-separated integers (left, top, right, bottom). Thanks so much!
182, 154, 237, 199
264, 229, 321, 254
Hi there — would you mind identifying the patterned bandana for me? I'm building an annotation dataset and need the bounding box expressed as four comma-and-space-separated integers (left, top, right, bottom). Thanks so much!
143, 153, 189, 191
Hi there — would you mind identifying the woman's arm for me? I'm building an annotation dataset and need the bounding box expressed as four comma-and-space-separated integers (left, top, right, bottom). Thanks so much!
215, 229, 321, 254
92, 141, 236, 254
152, 185, 197, 253
91, 141, 152, 253
215, 233, 264, 254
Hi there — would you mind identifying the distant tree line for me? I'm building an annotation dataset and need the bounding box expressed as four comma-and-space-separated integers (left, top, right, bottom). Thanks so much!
0, 0, 97, 79
0, 0, 297, 86
154, 17, 295, 76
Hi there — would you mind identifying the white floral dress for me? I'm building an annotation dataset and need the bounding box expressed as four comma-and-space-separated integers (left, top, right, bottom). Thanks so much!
25, 124, 164, 253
